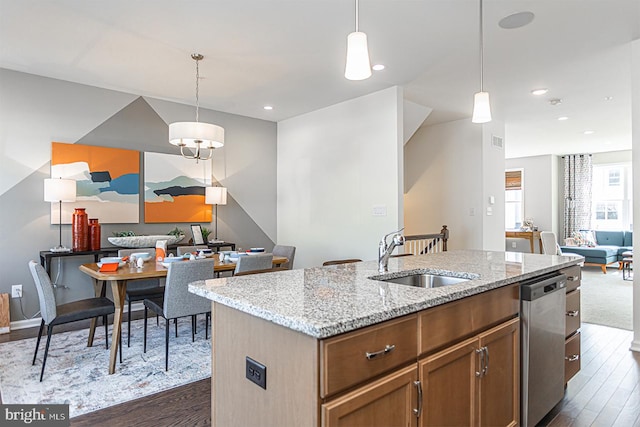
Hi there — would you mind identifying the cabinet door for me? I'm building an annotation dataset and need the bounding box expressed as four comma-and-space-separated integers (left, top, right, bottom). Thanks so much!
419, 336, 479, 427
478, 318, 520, 427
322, 365, 418, 427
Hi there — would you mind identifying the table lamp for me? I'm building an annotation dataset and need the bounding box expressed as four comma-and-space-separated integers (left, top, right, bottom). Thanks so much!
205, 186, 227, 243
44, 178, 77, 252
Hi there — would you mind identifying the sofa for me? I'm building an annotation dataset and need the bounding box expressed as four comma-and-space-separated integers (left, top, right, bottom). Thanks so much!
560, 230, 632, 273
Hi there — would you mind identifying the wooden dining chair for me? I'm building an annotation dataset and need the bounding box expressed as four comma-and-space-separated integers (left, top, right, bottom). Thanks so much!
28, 261, 115, 382
234, 254, 274, 275
322, 259, 362, 266
118, 248, 165, 347
143, 258, 215, 371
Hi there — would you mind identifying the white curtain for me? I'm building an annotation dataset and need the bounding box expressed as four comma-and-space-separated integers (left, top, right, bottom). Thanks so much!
563, 154, 592, 239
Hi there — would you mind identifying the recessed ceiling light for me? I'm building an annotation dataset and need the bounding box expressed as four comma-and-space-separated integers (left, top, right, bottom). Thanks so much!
557, 116, 569, 121
549, 98, 562, 106
604, 96, 614, 101
583, 130, 595, 135
498, 11, 535, 29
372, 64, 385, 71
531, 88, 548, 96
263, 105, 273, 110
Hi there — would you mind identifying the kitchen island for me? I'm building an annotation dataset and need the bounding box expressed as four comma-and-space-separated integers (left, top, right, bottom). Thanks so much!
189, 249, 583, 427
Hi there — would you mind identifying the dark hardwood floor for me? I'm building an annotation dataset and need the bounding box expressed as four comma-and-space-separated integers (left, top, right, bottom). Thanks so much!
540, 323, 640, 427
2, 315, 638, 426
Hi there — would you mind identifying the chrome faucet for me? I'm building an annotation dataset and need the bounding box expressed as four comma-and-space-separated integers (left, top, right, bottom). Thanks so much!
378, 228, 405, 273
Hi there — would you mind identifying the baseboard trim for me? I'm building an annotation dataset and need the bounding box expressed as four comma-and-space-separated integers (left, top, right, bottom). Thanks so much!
630, 339, 640, 353
9, 302, 146, 331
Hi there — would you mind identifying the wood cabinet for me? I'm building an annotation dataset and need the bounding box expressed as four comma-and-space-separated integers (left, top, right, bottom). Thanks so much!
321, 365, 418, 427
560, 265, 581, 383
418, 318, 519, 427
322, 283, 519, 427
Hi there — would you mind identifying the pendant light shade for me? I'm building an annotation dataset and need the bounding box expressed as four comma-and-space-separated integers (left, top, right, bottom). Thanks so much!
344, 0, 372, 81
169, 53, 225, 161
472, 91, 492, 123
169, 122, 224, 149
345, 31, 372, 80
472, 0, 492, 123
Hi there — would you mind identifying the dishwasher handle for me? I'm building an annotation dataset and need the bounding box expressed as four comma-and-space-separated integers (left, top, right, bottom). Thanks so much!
521, 273, 567, 301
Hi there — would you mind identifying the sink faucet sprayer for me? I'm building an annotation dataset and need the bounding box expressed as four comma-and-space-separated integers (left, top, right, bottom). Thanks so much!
378, 228, 405, 273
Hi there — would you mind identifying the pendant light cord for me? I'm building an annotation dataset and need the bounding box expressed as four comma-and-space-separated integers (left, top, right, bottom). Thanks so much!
355, 0, 359, 32
479, 0, 484, 92
191, 53, 203, 123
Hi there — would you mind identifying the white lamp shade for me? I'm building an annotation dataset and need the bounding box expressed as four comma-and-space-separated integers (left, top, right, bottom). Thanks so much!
205, 186, 227, 205
44, 178, 76, 202
472, 91, 492, 123
345, 31, 372, 81
169, 122, 225, 149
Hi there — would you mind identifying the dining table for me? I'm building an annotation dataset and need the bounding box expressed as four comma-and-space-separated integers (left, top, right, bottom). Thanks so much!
79, 255, 288, 374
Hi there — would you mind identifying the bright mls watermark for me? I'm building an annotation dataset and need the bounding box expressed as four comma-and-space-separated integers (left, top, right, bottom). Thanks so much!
1, 404, 69, 426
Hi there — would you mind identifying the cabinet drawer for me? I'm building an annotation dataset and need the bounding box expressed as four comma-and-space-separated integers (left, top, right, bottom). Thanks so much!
561, 265, 581, 293
565, 332, 581, 383
565, 289, 580, 337
320, 314, 417, 398
419, 283, 519, 355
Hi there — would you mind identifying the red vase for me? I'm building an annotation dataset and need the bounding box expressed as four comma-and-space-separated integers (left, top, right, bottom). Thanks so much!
89, 218, 101, 251
72, 208, 89, 252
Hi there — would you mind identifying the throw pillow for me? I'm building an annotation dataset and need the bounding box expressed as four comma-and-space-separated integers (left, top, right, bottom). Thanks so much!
580, 230, 597, 247
571, 231, 584, 246
564, 237, 578, 247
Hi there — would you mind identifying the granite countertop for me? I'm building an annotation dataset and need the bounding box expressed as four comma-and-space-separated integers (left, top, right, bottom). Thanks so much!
189, 249, 583, 339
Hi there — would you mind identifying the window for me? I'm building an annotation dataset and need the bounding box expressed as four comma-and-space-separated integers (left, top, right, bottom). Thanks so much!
591, 163, 632, 230
505, 169, 523, 229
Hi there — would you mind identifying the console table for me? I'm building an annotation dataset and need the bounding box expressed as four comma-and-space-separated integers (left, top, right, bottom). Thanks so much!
40, 248, 118, 277
505, 230, 543, 254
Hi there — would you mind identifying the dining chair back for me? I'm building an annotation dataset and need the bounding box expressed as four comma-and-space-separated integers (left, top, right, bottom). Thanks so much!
272, 245, 296, 270
234, 254, 274, 275
143, 258, 215, 370
177, 245, 209, 256
540, 231, 560, 255
118, 248, 165, 347
28, 261, 115, 381
322, 259, 362, 266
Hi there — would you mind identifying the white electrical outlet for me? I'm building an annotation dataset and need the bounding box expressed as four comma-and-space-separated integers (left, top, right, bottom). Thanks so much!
511, 242, 517, 248
11, 284, 22, 299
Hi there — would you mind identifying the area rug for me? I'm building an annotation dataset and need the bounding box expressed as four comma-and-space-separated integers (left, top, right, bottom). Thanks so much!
580, 266, 633, 330
0, 316, 211, 418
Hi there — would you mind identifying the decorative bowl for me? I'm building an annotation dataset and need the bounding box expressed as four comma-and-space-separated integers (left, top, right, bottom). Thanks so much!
107, 235, 185, 248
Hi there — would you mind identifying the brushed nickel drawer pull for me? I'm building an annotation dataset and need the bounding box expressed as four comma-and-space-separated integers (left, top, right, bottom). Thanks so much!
483, 346, 489, 376
565, 354, 580, 362
567, 276, 579, 281
413, 380, 423, 417
365, 344, 396, 360
475, 348, 484, 377
567, 310, 579, 317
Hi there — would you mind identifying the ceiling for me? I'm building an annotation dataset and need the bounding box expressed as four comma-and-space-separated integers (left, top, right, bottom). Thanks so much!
1, 1, 639, 158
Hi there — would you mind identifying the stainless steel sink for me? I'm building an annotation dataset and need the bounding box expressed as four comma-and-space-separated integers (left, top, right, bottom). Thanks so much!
377, 273, 470, 288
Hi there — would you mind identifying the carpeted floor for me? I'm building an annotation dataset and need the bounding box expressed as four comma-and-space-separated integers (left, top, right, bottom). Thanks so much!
0, 316, 211, 418
580, 265, 633, 330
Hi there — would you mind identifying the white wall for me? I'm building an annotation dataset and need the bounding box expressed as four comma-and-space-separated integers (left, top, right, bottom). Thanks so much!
404, 118, 505, 250
631, 39, 640, 352
277, 87, 403, 268
505, 154, 559, 251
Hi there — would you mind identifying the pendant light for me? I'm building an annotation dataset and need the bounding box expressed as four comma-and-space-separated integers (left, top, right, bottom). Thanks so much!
472, 0, 492, 123
344, 0, 372, 80
169, 53, 225, 161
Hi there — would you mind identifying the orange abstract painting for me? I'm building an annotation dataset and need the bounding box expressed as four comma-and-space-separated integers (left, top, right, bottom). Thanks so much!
144, 152, 212, 223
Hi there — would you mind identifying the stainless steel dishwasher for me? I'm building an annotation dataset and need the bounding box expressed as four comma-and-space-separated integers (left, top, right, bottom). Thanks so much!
521, 273, 567, 427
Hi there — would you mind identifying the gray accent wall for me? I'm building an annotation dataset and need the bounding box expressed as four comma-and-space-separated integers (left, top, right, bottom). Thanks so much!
0, 69, 276, 323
